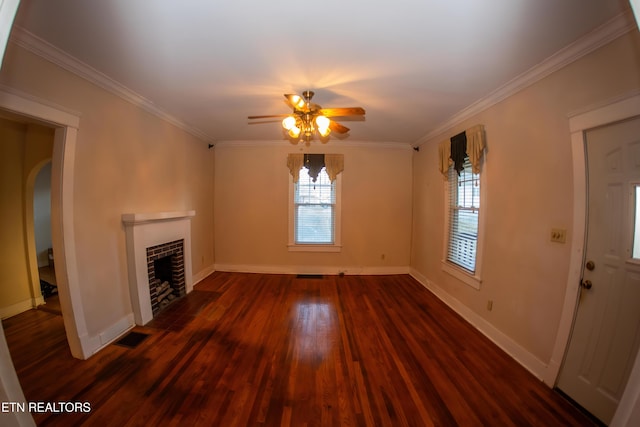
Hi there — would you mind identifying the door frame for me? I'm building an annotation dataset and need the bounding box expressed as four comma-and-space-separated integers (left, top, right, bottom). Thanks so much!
547, 91, 640, 425
0, 87, 90, 359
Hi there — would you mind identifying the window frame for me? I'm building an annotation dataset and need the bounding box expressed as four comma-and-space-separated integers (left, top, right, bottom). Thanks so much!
441, 156, 485, 289
288, 167, 342, 252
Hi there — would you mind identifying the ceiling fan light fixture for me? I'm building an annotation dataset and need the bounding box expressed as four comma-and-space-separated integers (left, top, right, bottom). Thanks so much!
250, 90, 364, 143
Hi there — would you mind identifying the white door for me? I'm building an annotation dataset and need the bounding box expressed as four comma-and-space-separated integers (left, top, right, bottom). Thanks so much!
558, 116, 640, 424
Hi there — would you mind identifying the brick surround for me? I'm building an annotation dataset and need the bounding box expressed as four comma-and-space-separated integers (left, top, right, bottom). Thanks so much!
146, 239, 186, 316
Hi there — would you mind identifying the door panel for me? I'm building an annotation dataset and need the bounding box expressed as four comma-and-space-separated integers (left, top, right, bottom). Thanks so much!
558, 116, 640, 424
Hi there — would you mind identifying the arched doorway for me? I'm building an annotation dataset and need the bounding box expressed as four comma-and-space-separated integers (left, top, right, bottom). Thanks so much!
0, 88, 87, 360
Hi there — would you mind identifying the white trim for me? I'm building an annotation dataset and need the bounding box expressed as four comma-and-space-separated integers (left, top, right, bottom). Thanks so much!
0, 0, 19, 68
215, 140, 413, 150
98, 314, 135, 348
288, 244, 343, 253
80, 314, 135, 358
631, 0, 640, 31
52, 126, 93, 359
121, 210, 195, 225
9, 27, 214, 144
0, 322, 35, 427
440, 261, 481, 290
0, 84, 80, 127
192, 264, 216, 286
410, 268, 548, 380
415, 11, 636, 147
0, 298, 34, 320
215, 264, 410, 276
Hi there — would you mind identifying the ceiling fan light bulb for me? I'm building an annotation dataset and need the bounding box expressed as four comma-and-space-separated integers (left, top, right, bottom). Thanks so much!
315, 115, 330, 128
282, 116, 296, 130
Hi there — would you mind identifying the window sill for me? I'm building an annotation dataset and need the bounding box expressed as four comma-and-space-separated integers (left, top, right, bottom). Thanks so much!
288, 244, 342, 253
441, 261, 481, 290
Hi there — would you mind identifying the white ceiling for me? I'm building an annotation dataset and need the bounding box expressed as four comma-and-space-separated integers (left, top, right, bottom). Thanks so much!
11, 0, 633, 145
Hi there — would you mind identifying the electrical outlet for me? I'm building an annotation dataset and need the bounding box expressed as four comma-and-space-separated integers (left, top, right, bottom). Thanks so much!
550, 228, 567, 243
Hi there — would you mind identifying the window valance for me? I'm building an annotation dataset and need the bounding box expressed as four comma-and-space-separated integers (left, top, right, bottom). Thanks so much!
438, 124, 486, 179
287, 153, 344, 183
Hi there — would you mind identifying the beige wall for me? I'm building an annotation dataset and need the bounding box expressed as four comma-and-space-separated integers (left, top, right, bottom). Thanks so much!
411, 31, 640, 364
0, 119, 31, 313
0, 118, 54, 317
0, 43, 215, 336
214, 143, 413, 272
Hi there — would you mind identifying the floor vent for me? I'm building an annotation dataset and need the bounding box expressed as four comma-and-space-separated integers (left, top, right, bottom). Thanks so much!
296, 274, 324, 279
114, 332, 149, 349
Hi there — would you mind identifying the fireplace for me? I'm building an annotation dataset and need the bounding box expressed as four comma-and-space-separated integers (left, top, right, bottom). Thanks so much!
147, 239, 186, 316
122, 211, 195, 325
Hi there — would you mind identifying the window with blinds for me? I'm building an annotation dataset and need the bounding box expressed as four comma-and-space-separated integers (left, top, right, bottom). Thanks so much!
447, 156, 480, 273
294, 167, 336, 244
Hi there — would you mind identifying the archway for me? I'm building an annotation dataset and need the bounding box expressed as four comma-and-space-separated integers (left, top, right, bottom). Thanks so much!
0, 88, 88, 359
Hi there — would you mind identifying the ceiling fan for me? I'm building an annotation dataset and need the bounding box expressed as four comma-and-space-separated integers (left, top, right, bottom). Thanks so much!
248, 90, 365, 142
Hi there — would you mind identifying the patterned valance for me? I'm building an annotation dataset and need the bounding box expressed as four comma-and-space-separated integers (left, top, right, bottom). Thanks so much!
438, 124, 486, 179
287, 153, 344, 183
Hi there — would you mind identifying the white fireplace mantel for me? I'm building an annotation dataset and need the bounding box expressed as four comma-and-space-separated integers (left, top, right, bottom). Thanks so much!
123, 210, 195, 325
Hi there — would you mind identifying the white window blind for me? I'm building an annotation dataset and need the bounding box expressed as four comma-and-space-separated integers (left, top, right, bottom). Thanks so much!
294, 167, 336, 244
447, 157, 480, 273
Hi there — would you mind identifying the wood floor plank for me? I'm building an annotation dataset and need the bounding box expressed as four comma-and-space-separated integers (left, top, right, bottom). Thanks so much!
3, 272, 595, 426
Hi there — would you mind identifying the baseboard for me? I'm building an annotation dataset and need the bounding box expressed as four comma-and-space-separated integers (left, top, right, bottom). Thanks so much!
214, 264, 410, 276
32, 295, 45, 308
192, 264, 216, 285
409, 268, 550, 383
0, 298, 36, 320
80, 313, 135, 358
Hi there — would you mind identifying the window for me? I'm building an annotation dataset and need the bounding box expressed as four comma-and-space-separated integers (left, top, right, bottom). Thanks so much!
443, 155, 483, 288
295, 167, 335, 244
289, 165, 341, 252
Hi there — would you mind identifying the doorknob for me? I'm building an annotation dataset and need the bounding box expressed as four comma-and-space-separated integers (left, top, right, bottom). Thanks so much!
585, 260, 595, 271
581, 279, 593, 290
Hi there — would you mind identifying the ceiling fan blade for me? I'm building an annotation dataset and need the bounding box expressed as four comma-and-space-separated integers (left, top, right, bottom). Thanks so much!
248, 114, 290, 119
320, 107, 365, 117
329, 121, 350, 134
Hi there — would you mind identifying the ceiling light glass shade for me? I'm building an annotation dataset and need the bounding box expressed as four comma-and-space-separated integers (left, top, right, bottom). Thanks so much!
282, 116, 297, 130
318, 126, 331, 137
290, 95, 305, 109
315, 115, 329, 128
315, 115, 331, 137
288, 126, 301, 138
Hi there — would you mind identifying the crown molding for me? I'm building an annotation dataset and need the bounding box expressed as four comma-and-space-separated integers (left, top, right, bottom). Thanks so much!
9, 26, 215, 144
214, 139, 413, 150
415, 10, 637, 146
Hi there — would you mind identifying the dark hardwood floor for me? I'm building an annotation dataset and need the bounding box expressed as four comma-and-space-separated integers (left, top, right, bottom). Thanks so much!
3, 272, 594, 426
